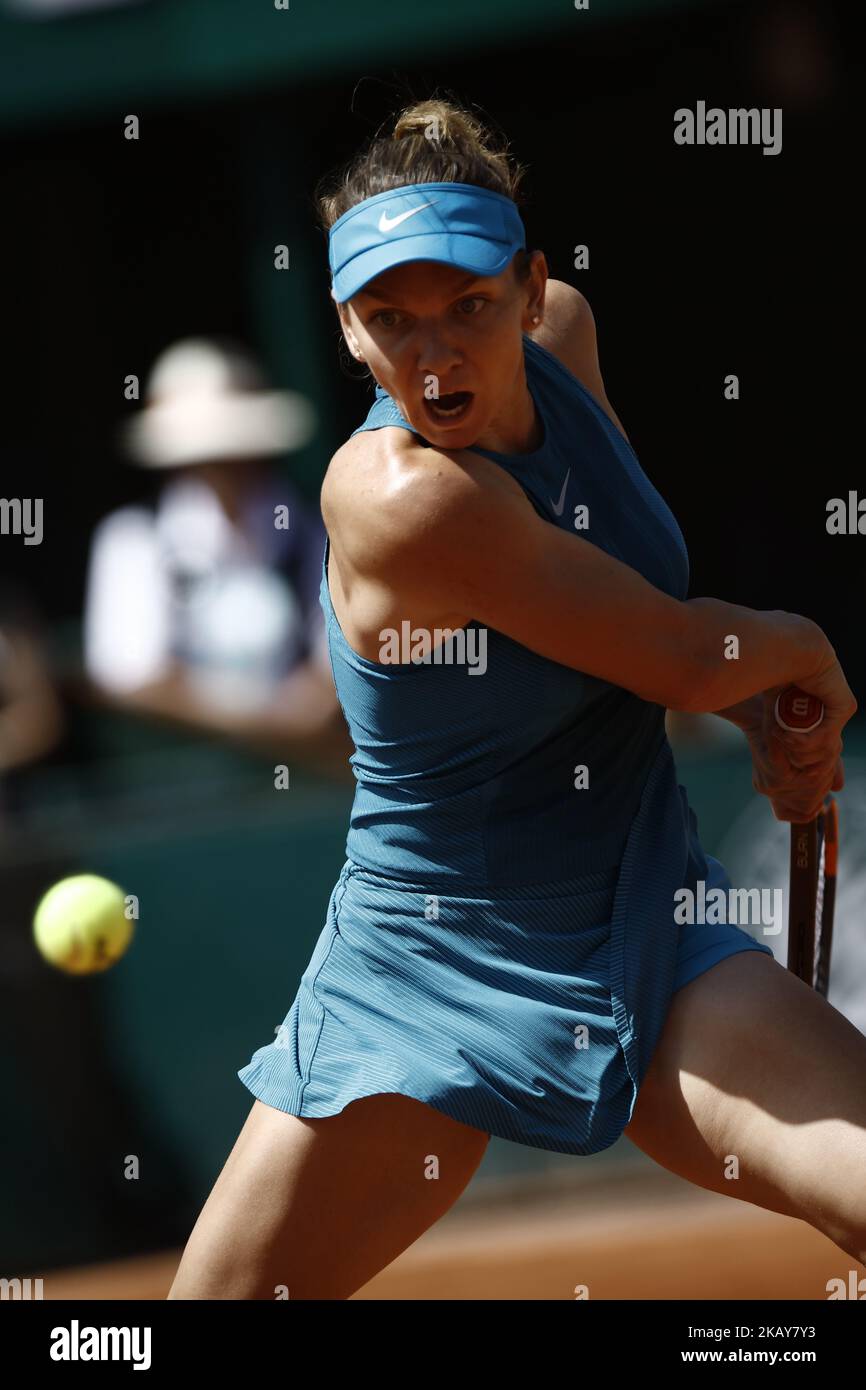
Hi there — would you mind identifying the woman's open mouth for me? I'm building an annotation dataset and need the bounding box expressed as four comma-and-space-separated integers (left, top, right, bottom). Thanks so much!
423, 391, 474, 426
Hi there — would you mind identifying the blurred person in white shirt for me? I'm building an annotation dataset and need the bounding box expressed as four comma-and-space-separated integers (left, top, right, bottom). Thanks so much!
83, 338, 350, 779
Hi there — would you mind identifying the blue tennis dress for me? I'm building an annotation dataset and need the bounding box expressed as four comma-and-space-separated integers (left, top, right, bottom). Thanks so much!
238, 334, 773, 1155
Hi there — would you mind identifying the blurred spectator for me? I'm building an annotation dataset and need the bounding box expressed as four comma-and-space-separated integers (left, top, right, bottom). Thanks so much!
0, 588, 64, 824
0, 589, 190, 1264
83, 338, 351, 777
1, 842, 195, 1269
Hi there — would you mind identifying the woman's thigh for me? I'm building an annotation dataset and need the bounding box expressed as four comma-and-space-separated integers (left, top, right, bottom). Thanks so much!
168, 1093, 490, 1300
624, 950, 866, 1257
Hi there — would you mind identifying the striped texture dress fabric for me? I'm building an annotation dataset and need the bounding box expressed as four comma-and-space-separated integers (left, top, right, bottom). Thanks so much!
238, 334, 773, 1154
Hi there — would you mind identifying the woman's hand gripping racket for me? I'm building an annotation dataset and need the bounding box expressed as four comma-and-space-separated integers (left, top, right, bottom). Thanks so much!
774, 687, 839, 997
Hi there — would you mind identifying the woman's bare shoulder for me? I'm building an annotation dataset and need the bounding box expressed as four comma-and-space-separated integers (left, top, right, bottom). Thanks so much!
532, 281, 631, 444
531, 280, 593, 356
321, 425, 426, 540
321, 421, 525, 560
320, 425, 522, 643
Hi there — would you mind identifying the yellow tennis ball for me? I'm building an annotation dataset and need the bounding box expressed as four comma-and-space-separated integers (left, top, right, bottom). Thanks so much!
33, 874, 135, 975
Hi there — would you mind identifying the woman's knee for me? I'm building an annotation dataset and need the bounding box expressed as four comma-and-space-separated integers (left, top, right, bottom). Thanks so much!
169, 1093, 489, 1299
625, 951, 866, 1254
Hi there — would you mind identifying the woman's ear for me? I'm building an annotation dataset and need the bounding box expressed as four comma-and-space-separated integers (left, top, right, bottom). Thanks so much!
336, 305, 365, 361
526, 248, 548, 326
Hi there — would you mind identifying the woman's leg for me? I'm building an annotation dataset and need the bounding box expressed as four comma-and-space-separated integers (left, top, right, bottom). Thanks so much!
623, 950, 866, 1262
168, 1092, 489, 1300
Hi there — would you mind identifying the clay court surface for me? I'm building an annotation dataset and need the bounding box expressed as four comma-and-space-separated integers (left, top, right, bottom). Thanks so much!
42, 1164, 863, 1301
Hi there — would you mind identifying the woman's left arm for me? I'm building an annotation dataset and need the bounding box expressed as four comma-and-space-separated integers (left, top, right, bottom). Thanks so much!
710, 695, 763, 734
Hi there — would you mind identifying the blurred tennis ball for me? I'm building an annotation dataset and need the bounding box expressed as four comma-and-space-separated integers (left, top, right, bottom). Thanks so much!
33, 874, 135, 975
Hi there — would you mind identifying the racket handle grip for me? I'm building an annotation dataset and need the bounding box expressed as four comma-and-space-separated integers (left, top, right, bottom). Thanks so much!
774, 686, 825, 733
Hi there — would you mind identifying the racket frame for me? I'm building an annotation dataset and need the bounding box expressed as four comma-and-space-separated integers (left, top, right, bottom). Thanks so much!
787, 794, 837, 995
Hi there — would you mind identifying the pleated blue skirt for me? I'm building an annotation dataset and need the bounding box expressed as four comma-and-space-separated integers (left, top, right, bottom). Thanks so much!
238, 743, 773, 1156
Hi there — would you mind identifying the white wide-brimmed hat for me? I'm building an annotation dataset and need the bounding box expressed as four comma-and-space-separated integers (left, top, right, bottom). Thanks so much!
123, 338, 317, 468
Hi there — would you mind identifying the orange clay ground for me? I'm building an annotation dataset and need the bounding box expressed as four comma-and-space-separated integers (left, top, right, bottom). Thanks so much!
40, 1161, 864, 1301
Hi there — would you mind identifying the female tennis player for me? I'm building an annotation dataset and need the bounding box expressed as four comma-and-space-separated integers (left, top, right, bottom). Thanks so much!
169, 99, 864, 1300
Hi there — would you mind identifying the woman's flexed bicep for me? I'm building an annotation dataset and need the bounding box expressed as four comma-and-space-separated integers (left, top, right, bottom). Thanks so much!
361, 448, 703, 711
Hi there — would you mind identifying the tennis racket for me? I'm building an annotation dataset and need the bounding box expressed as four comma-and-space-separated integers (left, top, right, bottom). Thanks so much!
774, 686, 839, 997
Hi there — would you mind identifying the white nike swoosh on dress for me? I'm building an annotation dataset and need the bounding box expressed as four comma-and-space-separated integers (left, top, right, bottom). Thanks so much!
378, 201, 437, 233
550, 468, 571, 516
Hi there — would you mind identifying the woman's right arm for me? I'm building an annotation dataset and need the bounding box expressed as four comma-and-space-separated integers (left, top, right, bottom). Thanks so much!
353, 446, 849, 718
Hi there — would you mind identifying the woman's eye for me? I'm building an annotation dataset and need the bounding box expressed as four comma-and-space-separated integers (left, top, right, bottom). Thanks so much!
371, 299, 484, 327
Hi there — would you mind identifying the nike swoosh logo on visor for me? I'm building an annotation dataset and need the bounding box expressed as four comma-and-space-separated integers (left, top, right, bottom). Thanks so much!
378, 201, 437, 233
